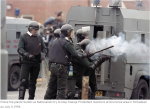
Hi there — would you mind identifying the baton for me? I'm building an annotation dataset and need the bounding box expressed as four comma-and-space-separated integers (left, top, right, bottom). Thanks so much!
32, 43, 41, 57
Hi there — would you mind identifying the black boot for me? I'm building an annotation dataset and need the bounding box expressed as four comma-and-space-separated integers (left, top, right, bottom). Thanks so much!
91, 92, 95, 99
91, 86, 97, 99
28, 86, 36, 100
67, 91, 75, 99
19, 86, 26, 100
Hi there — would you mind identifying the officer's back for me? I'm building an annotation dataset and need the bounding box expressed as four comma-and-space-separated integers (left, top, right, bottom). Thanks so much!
44, 24, 93, 99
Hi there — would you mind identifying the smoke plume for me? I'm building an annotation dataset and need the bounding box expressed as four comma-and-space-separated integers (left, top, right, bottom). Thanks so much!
86, 32, 149, 62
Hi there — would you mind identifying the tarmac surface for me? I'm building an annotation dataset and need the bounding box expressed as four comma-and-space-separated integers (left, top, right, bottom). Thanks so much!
7, 81, 44, 100
7, 81, 114, 100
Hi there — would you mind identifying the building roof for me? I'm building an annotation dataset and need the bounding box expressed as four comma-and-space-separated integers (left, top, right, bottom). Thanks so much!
6, 16, 32, 24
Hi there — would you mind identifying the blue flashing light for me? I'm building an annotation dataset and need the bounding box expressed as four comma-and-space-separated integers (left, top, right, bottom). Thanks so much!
93, 0, 100, 6
15, 8, 20, 16
94, 0, 100, 2
137, 1, 143, 7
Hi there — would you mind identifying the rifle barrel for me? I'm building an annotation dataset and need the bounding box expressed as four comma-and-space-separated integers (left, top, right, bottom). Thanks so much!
93, 45, 114, 54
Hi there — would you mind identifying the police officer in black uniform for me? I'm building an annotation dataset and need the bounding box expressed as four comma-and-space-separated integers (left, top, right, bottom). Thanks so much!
44, 24, 93, 99
53, 28, 61, 39
45, 28, 61, 99
66, 29, 110, 99
79, 39, 98, 99
17, 21, 47, 99
48, 28, 61, 65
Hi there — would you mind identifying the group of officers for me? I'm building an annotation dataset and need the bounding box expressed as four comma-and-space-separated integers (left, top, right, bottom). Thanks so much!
17, 21, 110, 100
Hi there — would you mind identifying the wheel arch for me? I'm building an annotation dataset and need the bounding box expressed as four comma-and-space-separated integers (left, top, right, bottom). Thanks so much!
8, 59, 20, 71
8, 59, 21, 91
133, 70, 149, 90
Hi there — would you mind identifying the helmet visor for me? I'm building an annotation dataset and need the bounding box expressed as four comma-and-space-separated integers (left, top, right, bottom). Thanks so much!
33, 27, 39, 31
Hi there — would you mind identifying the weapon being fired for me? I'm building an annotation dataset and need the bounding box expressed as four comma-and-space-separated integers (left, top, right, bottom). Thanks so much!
91, 45, 114, 56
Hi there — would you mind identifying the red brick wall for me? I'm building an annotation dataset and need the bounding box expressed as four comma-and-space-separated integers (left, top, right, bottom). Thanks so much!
7, 0, 91, 24
124, 0, 149, 10
6, 0, 149, 24
142, 0, 150, 10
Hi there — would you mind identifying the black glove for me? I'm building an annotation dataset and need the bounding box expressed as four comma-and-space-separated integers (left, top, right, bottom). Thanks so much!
17, 49, 35, 60
88, 61, 99, 70
101, 56, 111, 62
98, 56, 111, 64
88, 56, 111, 70
27, 54, 34, 60
21, 52, 34, 60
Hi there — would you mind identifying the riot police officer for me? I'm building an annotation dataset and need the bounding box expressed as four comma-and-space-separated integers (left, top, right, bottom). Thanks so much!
45, 28, 61, 99
48, 28, 61, 76
53, 28, 61, 39
44, 24, 93, 99
17, 21, 47, 99
75, 28, 89, 43
79, 39, 98, 99
66, 29, 110, 99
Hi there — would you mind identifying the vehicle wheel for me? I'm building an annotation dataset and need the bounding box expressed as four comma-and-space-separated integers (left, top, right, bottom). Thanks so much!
131, 79, 149, 99
8, 65, 21, 91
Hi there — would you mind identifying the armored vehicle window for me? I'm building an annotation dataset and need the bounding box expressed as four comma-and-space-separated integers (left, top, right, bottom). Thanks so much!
130, 66, 132, 75
141, 34, 145, 44
16, 32, 21, 39
94, 26, 103, 38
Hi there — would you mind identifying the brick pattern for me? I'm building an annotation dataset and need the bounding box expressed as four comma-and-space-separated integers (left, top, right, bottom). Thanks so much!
7, 0, 149, 24
7, 0, 91, 24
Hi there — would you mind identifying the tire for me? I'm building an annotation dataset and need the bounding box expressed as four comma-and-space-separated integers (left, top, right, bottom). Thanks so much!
131, 79, 149, 99
8, 65, 21, 91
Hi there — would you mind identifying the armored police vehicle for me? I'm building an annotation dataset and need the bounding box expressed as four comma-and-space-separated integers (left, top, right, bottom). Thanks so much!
66, 0, 150, 99
6, 17, 31, 90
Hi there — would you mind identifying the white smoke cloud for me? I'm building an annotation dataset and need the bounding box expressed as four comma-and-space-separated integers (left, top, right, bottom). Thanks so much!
86, 32, 149, 62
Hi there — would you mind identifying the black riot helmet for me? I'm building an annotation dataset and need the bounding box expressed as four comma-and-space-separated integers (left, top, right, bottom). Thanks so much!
45, 27, 53, 34
54, 28, 61, 38
76, 29, 89, 42
61, 24, 73, 37
79, 39, 91, 50
28, 21, 39, 31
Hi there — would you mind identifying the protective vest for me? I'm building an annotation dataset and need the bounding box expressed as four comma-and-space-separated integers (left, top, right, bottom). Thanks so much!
24, 33, 41, 56
49, 38, 71, 65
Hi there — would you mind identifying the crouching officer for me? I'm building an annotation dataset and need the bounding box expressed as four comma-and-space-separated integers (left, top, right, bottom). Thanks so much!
44, 24, 93, 99
66, 29, 110, 99
79, 39, 99, 99
17, 21, 47, 100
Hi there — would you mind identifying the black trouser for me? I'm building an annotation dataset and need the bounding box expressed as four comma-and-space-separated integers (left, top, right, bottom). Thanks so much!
67, 68, 96, 99
44, 64, 68, 99
84, 69, 97, 92
66, 66, 86, 99
19, 60, 40, 99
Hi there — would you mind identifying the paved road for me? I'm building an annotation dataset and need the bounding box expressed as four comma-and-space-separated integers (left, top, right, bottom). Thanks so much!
7, 82, 114, 100
7, 88, 112, 100
7, 88, 46, 100
7, 82, 46, 100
